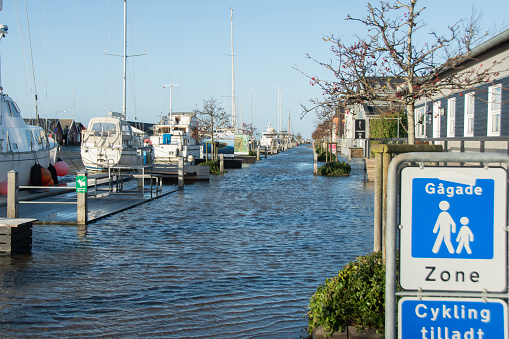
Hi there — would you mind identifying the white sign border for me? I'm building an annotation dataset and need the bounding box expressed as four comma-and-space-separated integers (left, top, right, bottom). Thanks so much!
400, 166, 508, 292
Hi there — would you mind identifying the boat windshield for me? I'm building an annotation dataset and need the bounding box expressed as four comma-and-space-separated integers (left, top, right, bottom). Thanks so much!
91, 122, 117, 133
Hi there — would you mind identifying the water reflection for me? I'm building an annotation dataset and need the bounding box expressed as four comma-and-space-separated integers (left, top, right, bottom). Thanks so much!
0, 146, 374, 338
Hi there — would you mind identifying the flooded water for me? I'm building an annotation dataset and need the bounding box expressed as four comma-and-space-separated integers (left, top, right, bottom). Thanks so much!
0, 146, 374, 338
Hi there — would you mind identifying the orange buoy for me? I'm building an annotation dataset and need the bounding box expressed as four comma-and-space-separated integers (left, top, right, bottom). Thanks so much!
41, 167, 54, 186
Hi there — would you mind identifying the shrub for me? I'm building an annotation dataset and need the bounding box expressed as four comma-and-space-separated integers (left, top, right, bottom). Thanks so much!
317, 161, 351, 176
317, 152, 337, 162
307, 252, 385, 335
249, 150, 257, 156
199, 160, 220, 174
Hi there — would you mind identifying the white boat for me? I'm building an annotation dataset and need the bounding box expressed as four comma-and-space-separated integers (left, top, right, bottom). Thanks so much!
259, 123, 280, 149
150, 113, 202, 163
80, 0, 153, 171
81, 115, 152, 170
0, 20, 58, 191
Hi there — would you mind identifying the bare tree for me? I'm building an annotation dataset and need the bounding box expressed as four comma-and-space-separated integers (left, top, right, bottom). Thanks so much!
241, 123, 258, 140
194, 97, 230, 142
299, 0, 505, 144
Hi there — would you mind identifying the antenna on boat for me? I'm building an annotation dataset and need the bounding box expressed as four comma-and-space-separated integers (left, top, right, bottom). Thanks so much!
0, 22, 7, 93
230, 8, 236, 130
163, 78, 179, 122
122, 0, 127, 120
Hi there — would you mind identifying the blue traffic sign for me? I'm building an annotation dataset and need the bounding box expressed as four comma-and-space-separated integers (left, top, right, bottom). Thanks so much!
411, 177, 494, 259
399, 298, 508, 339
400, 167, 507, 292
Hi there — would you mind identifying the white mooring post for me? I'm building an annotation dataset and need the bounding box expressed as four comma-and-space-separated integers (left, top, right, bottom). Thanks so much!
313, 153, 318, 175
256, 146, 260, 161
219, 153, 224, 174
7, 170, 18, 218
77, 171, 88, 225
178, 157, 184, 189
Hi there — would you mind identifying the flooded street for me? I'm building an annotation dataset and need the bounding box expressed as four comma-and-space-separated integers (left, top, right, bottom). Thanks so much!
0, 146, 374, 338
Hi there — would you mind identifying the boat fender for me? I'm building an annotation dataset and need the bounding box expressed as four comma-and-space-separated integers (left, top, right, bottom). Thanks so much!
48, 164, 59, 185
54, 159, 69, 176
41, 167, 54, 186
30, 164, 42, 186
0, 180, 7, 195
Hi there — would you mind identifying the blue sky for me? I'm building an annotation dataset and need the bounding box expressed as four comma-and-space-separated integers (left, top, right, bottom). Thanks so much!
0, 1, 507, 138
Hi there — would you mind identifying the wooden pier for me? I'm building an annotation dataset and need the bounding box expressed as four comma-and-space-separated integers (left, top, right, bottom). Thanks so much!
0, 174, 179, 225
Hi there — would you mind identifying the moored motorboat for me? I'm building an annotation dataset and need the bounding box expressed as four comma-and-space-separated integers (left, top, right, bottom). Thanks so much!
0, 21, 59, 194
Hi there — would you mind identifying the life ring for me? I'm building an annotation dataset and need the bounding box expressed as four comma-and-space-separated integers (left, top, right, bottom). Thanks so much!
144, 138, 152, 145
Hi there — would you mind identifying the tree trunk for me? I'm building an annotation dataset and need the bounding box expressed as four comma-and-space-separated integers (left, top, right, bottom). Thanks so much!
406, 103, 415, 145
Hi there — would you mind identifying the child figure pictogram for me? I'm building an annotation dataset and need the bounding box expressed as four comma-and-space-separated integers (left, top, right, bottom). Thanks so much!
456, 217, 474, 254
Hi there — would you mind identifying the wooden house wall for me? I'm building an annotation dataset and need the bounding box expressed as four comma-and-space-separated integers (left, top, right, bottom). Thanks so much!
417, 75, 509, 138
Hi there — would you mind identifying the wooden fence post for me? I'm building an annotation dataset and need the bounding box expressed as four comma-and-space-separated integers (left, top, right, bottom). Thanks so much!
77, 171, 88, 225
7, 170, 19, 218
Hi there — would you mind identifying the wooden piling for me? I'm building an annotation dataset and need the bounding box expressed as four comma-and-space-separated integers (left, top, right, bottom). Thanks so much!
313, 153, 318, 175
256, 146, 260, 161
7, 170, 18, 219
220, 154, 224, 174
178, 157, 185, 188
77, 171, 88, 225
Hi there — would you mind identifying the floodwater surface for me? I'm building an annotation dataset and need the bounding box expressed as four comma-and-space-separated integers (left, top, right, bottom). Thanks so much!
0, 145, 374, 338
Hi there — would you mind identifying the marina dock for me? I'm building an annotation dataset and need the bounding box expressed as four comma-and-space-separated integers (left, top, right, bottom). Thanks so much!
0, 182, 179, 225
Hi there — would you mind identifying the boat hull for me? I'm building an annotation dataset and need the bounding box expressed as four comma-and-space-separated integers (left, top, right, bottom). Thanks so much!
0, 146, 58, 186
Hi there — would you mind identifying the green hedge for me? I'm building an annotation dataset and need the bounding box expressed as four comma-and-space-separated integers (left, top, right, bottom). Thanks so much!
198, 160, 220, 174
317, 161, 351, 176
307, 252, 385, 335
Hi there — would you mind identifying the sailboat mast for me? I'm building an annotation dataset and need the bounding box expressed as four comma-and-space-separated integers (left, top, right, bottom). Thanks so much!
122, 0, 127, 120
230, 8, 236, 130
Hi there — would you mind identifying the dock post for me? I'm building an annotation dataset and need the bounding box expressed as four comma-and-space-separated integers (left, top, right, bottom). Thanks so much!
219, 153, 224, 174
313, 153, 318, 175
264, 147, 267, 158
77, 171, 88, 225
178, 157, 184, 189
256, 146, 260, 161
7, 170, 19, 218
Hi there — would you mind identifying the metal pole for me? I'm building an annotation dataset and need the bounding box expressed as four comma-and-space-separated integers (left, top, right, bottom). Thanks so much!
7, 170, 18, 218
77, 171, 88, 225
382, 152, 391, 260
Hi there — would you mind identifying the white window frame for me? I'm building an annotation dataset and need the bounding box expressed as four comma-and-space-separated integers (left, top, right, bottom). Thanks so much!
487, 84, 502, 137
414, 106, 426, 138
433, 101, 441, 138
447, 97, 456, 137
464, 92, 475, 137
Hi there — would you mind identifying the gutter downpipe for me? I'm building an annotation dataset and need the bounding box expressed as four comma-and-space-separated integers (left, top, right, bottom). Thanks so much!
385, 151, 509, 339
